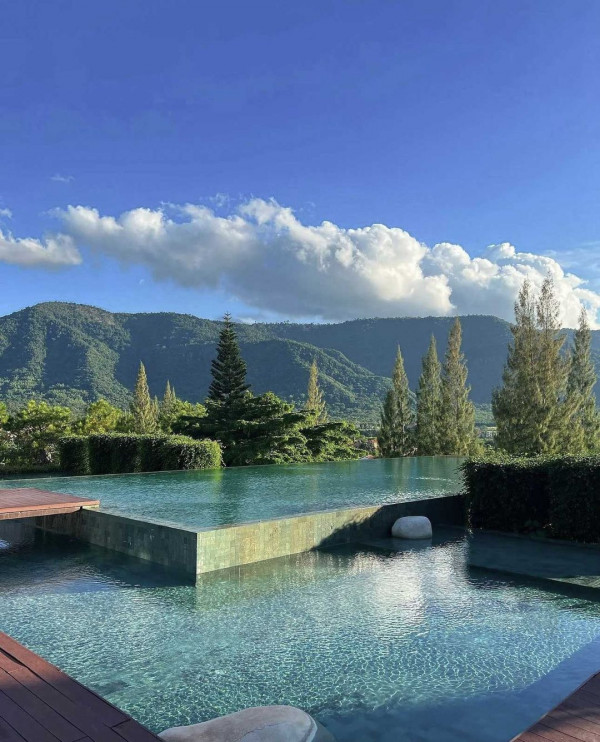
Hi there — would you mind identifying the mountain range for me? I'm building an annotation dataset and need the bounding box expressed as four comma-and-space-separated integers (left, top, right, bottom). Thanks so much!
1, 302, 598, 426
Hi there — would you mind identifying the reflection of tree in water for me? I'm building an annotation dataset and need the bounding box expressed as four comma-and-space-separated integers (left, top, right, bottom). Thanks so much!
211, 467, 249, 527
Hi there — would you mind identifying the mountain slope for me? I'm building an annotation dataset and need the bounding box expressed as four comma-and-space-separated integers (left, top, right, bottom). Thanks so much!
0, 302, 597, 423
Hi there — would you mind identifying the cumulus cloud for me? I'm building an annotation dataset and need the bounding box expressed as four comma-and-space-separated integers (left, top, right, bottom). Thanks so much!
50, 174, 74, 183
0, 208, 12, 219
3, 198, 599, 326
0, 229, 81, 268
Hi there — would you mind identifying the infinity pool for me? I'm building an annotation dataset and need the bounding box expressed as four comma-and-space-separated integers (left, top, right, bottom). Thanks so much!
2, 456, 462, 529
2, 529, 600, 742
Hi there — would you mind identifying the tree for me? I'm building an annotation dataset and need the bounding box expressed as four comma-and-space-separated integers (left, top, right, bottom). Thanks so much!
159, 381, 178, 431
208, 314, 250, 407
130, 362, 158, 434
378, 347, 414, 456
79, 399, 123, 434
493, 278, 569, 456
6, 400, 72, 465
305, 359, 327, 423
439, 319, 480, 455
303, 420, 361, 462
415, 336, 442, 455
564, 308, 600, 453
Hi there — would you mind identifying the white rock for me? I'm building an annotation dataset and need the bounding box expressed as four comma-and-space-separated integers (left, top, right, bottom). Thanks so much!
391, 515, 432, 539
159, 705, 335, 742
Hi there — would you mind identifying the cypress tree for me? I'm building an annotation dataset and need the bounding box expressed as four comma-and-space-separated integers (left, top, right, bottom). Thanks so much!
208, 313, 250, 406
378, 347, 414, 456
130, 362, 158, 433
439, 319, 480, 455
415, 336, 442, 455
564, 308, 600, 453
305, 359, 327, 423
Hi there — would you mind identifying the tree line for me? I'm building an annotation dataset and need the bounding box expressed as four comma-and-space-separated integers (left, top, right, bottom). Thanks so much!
377, 277, 600, 458
0, 314, 359, 471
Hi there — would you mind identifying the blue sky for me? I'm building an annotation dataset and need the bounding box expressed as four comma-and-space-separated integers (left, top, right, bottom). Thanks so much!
1, 0, 599, 324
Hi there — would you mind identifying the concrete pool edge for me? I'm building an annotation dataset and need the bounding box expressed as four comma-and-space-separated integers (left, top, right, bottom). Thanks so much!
31, 494, 465, 578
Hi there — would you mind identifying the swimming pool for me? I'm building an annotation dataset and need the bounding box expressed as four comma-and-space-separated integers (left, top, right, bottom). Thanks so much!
1, 456, 462, 529
2, 528, 600, 742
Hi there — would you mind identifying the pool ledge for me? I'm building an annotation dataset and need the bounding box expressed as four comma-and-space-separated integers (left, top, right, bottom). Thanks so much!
31, 494, 465, 580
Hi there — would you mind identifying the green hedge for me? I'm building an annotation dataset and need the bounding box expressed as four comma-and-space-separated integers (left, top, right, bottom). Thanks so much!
462, 456, 600, 543
59, 434, 222, 475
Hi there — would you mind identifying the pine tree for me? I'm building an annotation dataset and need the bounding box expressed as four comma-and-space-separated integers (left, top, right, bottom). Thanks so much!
415, 336, 442, 455
564, 308, 600, 453
378, 347, 414, 456
439, 319, 480, 455
130, 362, 158, 433
159, 381, 178, 431
493, 279, 569, 456
208, 313, 250, 406
305, 359, 327, 423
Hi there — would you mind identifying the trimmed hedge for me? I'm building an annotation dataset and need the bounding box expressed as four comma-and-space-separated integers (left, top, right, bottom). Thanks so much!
462, 456, 600, 543
59, 434, 221, 475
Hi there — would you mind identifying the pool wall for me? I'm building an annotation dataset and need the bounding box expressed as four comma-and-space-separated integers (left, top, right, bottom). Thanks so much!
31, 494, 464, 578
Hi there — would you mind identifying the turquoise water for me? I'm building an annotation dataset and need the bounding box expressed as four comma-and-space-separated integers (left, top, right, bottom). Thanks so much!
2, 529, 600, 741
2, 457, 462, 529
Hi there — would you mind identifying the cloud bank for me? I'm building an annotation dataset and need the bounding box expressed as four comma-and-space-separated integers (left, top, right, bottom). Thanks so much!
3, 199, 600, 326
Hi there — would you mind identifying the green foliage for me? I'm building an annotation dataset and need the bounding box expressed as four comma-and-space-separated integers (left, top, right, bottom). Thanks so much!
564, 309, 600, 454
62, 433, 221, 474
493, 279, 570, 456
208, 314, 250, 405
0, 402, 8, 426
305, 359, 327, 423
463, 455, 600, 544
130, 362, 158, 433
303, 421, 361, 462
78, 399, 123, 435
378, 347, 414, 457
57, 436, 90, 475
439, 319, 481, 455
5, 400, 72, 466
462, 456, 551, 534
415, 336, 442, 455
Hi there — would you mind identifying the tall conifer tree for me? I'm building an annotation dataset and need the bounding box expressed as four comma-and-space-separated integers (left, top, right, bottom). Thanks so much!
439, 319, 480, 455
378, 347, 414, 456
415, 336, 442, 455
130, 362, 158, 433
305, 359, 327, 423
208, 313, 250, 406
564, 308, 600, 453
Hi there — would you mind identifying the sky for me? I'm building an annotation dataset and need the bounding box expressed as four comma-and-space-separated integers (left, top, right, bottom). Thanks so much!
1, 0, 599, 326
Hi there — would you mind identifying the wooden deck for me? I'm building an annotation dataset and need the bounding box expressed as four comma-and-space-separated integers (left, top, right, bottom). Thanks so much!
512, 672, 600, 741
0, 489, 99, 521
0, 631, 161, 741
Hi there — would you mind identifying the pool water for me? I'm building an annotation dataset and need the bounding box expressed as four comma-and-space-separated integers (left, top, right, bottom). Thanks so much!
2, 529, 600, 742
2, 456, 462, 529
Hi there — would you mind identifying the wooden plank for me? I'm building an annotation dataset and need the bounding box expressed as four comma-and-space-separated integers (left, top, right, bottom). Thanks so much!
0, 634, 161, 742
0, 489, 99, 518
0, 668, 83, 742
513, 673, 600, 741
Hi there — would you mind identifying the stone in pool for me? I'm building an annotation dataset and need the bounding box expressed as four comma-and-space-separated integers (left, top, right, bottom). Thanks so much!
158, 705, 335, 742
391, 515, 432, 539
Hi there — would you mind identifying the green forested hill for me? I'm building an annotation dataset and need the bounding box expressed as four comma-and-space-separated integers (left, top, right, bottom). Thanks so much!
0, 302, 597, 424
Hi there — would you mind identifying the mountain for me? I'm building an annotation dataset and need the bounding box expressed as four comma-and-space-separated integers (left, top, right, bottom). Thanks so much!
0, 302, 597, 425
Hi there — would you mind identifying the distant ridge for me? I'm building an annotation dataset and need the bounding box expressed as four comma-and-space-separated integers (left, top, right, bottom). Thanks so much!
0, 302, 597, 422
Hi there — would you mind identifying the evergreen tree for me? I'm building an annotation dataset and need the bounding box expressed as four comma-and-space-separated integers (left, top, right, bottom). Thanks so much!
159, 381, 178, 431
208, 313, 250, 406
415, 336, 442, 455
439, 319, 480, 455
305, 359, 327, 423
564, 308, 600, 453
493, 279, 569, 456
130, 362, 158, 433
378, 347, 414, 456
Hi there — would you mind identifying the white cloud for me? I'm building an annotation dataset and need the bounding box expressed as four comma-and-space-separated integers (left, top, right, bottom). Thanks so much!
0, 229, 81, 268
0, 208, 12, 219
50, 174, 74, 183
4, 198, 600, 326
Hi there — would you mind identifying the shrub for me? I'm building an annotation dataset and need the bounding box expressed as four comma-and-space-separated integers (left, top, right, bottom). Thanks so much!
58, 436, 90, 475
463, 455, 600, 543
60, 433, 222, 474
462, 456, 551, 533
